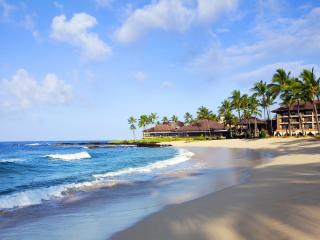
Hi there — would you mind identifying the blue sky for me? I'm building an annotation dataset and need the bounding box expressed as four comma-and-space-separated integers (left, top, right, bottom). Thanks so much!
0, 0, 319, 141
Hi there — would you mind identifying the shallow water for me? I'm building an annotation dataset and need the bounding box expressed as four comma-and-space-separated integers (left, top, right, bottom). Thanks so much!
0, 143, 272, 240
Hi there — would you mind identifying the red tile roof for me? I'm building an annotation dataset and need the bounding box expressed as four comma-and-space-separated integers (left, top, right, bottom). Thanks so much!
178, 119, 224, 132
143, 121, 184, 132
272, 101, 320, 113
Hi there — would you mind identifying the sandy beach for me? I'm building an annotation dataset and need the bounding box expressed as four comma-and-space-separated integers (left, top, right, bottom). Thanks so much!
112, 138, 320, 240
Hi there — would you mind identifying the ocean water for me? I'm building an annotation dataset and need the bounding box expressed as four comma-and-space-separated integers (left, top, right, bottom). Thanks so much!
0, 142, 193, 210
0, 141, 198, 240
0, 142, 271, 240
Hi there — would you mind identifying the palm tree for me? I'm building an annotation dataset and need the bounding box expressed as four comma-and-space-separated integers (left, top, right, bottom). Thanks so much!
162, 116, 169, 123
138, 114, 150, 130
269, 69, 292, 135
218, 99, 233, 127
196, 106, 217, 137
171, 115, 179, 122
149, 113, 158, 125
251, 80, 268, 131
128, 116, 137, 139
279, 77, 298, 136
184, 112, 193, 124
265, 89, 277, 134
248, 95, 262, 137
300, 68, 320, 135
251, 80, 268, 120
291, 78, 306, 135
229, 90, 246, 134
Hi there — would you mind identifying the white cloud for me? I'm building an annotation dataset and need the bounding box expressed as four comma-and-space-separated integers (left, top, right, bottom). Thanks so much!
23, 14, 42, 41
132, 71, 147, 82
50, 13, 111, 60
0, 0, 16, 21
115, 0, 237, 43
53, 1, 64, 11
233, 61, 320, 83
0, 69, 73, 110
197, 0, 237, 22
192, 7, 320, 74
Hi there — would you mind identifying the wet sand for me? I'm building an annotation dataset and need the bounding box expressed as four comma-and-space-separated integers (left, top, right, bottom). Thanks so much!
112, 138, 320, 240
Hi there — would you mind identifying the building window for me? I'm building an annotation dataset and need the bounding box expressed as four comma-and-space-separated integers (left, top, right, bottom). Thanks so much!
282, 111, 288, 116
281, 118, 288, 123
281, 125, 288, 129
304, 117, 312, 122
305, 110, 313, 115
304, 123, 313, 129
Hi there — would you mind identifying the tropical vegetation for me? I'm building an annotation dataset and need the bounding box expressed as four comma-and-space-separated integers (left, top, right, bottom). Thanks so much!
128, 68, 320, 139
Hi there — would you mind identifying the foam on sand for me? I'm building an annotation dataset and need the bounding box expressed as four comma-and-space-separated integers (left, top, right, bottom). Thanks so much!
94, 148, 194, 179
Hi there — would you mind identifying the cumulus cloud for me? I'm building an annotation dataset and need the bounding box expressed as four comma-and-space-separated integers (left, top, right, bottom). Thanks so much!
115, 0, 237, 43
0, 69, 72, 110
50, 13, 111, 60
192, 7, 320, 74
132, 71, 147, 82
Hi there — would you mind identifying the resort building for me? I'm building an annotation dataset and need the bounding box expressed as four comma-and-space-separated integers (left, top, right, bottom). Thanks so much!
143, 121, 184, 138
238, 117, 267, 131
272, 101, 320, 136
143, 119, 228, 138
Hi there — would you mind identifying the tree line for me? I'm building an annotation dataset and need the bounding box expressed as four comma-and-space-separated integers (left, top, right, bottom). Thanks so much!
128, 68, 320, 139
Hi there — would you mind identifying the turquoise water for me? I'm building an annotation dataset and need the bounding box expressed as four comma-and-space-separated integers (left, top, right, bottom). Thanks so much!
0, 142, 192, 210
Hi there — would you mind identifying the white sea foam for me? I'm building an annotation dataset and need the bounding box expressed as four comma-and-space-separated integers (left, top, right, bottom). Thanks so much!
93, 148, 194, 179
0, 158, 26, 163
46, 152, 91, 161
26, 143, 40, 146
0, 148, 194, 210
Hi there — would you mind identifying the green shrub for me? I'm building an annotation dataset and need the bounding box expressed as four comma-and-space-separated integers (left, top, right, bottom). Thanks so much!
259, 130, 267, 138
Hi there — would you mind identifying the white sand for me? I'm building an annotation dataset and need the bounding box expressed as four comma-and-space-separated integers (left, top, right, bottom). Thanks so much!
112, 138, 320, 240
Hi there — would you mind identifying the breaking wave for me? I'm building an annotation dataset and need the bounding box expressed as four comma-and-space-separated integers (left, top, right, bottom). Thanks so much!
46, 152, 91, 161
0, 148, 194, 210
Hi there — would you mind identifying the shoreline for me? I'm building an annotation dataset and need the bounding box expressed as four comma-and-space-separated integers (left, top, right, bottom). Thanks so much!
112, 138, 320, 240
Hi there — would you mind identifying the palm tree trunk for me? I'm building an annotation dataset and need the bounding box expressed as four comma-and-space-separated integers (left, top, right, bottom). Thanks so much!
238, 110, 241, 136
297, 100, 304, 136
313, 100, 320, 135
254, 117, 257, 137
288, 106, 292, 136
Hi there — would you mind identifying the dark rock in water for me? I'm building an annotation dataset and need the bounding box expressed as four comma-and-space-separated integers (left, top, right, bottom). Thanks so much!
136, 143, 172, 147
54, 141, 172, 148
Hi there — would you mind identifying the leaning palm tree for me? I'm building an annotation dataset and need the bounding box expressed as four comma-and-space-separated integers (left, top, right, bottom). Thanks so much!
184, 112, 193, 124
128, 116, 137, 139
300, 68, 320, 135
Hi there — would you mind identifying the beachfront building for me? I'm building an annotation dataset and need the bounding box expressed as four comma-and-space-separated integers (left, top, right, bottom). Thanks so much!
143, 119, 228, 138
272, 101, 320, 136
143, 121, 184, 138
